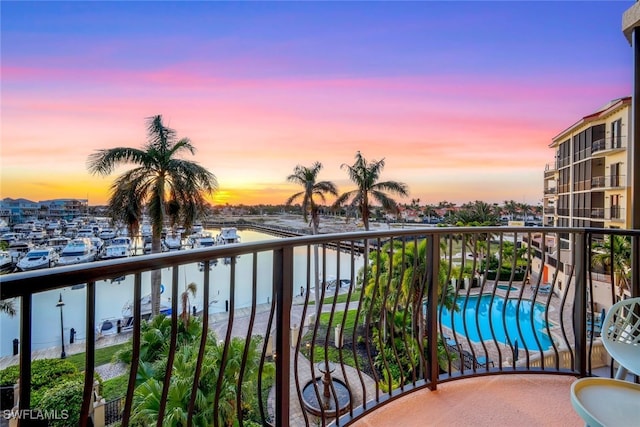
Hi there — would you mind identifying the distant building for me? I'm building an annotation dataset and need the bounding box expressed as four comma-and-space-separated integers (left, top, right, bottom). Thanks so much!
39, 198, 89, 220
0, 198, 88, 224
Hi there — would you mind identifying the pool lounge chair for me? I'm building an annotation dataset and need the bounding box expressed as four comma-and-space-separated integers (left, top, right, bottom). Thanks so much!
460, 350, 494, 370
531, 283, 552, 294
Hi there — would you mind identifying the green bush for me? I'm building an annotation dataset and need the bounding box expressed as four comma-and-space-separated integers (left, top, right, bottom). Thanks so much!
38, 379, 84, 427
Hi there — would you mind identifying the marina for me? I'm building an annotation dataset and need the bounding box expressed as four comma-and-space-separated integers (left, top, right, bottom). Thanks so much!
0, 226, 362, 357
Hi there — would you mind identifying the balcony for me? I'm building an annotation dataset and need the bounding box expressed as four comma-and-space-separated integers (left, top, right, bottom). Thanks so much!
591, 136, 626, 155
0, 226, 637, 426
591, 175, 626, 189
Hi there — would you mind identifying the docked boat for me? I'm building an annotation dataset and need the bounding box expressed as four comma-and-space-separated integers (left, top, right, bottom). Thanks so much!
0, 251, 14, 274
90, 237, 105, 255
16, 247, 59, 271
190, 232, 216, 248
76, 227, 95, 238
8, 241, 33, 262
97, 293, 172, 337
98, 228, 117, 240
100, 243, 131, 260
47, 236, 71, 253
26, 229, 47, 245
219, 227, 241, 244
58, 238, 96, 266
164, 232, 182, 251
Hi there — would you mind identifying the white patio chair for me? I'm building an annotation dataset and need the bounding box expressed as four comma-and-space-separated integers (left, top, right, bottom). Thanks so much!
601, 297, 640, 379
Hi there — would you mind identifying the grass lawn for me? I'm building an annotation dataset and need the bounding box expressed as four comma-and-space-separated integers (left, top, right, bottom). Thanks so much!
308, 289, 361, 306
102, 374, 129, 401
303, 309, 361, 367
66, 342, 130, 372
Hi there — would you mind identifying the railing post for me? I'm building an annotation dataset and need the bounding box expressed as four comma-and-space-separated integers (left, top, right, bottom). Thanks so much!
426, 234, 440, 390
274, 247, 293, 427
573, 232, 588, 377
18, 295, 32, 416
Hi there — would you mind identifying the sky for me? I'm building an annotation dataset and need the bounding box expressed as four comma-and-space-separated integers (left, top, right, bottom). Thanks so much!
0, 1, 635, 207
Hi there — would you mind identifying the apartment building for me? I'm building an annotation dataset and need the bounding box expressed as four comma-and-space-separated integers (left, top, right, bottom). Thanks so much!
536, 97, 632, 300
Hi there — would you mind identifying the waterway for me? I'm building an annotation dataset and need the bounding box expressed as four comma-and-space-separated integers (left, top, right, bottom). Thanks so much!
0, 229, 364, 357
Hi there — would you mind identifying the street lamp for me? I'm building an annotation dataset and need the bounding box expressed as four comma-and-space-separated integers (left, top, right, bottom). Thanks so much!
56, 293, 66, 359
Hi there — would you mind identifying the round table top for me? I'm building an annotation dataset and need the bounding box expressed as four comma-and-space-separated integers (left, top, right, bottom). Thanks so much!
571, 377, 640, 427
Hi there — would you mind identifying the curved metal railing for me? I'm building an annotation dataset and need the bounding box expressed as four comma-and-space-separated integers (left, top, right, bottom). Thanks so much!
0, 226, 638, 426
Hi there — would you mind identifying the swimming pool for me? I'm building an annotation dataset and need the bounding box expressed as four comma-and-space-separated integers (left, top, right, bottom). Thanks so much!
497, 284, 517, 292
440, 294, 553, 349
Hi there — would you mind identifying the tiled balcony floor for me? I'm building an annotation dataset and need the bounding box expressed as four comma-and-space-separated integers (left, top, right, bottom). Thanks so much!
353, 374, 583, 427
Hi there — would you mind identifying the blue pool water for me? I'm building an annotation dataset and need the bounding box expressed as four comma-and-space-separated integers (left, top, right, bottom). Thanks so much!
440, 295, 553, 349
497, 285, 517, 292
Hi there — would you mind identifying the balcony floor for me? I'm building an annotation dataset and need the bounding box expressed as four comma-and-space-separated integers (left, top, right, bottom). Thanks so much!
353, 374, 583, 427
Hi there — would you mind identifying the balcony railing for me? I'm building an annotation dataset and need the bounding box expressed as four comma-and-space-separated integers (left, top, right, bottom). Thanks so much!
591, 136, 626, 154
0, 226, 638, 426
591, 175, 626, 189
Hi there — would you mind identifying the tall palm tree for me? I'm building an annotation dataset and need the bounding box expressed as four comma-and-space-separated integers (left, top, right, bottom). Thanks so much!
87, 115, 218, 314
285, 162, 338, 313
334, 151, 408, 231
285, 162, 338, 235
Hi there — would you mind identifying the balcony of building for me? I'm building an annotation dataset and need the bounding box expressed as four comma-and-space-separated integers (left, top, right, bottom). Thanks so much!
591, 136, 626, 157
591, 175, 626, 190
0, 226, 638, 426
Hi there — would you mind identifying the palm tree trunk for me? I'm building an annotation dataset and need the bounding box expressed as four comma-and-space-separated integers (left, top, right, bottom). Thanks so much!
312, 220, 321, 318
151, 235, 163, 315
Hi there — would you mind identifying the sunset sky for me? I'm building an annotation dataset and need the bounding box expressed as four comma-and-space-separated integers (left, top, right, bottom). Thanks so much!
1, 1, 634, 207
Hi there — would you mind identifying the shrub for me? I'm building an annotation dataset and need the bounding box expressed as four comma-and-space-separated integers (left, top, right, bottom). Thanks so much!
38, 379, 84, 427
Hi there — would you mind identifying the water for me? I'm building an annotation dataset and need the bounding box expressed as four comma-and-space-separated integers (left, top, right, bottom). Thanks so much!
440, 294, 553, 350
0, 229, 364, 357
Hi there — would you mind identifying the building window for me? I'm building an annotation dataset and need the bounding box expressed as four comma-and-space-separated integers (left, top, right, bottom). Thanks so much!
611, 119, 622, 148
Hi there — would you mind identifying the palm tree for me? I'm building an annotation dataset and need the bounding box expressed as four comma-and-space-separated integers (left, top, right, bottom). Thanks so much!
285, 162, 338, 314
285, 162, 338, 235
334, 151, 408, 231
180, 282, 197, 326
0, 299, 16, 317
592, 235, 631, 298
87, 115, 218, 314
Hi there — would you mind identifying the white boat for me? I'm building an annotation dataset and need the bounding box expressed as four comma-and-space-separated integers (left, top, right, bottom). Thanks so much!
47, 236, 70, 253
98, 228, 117, 240
100, 243, 131, 260
140, 222, 152, 238
90, 237, 105, 255
76, 227, 95, 238
0, 251, 13, 273
0, 233, 20, 245
58, 238, 96, 266
16, 247, 59, 271
111, 236, 132, 249
97, 293, 172, 337
8, 241, 33, 262
100, 236, 133, 259
190, 232, 216, 248
219, 227, 241, 244
164, 232, 182, 250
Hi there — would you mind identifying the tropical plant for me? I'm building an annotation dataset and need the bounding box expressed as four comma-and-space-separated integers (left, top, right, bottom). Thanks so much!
592, 234, 631, 298
180, 282, 197, 326
361, 238, 456, 388
285, 162, 338, 313
0, 299, 16, 317
87, 115, 218, 314
334, 151, 408, 231
122, 315, 271, 427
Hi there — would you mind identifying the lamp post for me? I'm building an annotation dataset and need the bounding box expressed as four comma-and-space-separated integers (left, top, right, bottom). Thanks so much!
56, 293, 66, 359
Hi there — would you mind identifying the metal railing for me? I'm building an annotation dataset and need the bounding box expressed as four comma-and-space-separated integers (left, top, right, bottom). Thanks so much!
1, 226, 639, 426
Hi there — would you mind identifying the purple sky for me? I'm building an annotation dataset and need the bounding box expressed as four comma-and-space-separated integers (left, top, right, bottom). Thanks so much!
1, 1, 634, 206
